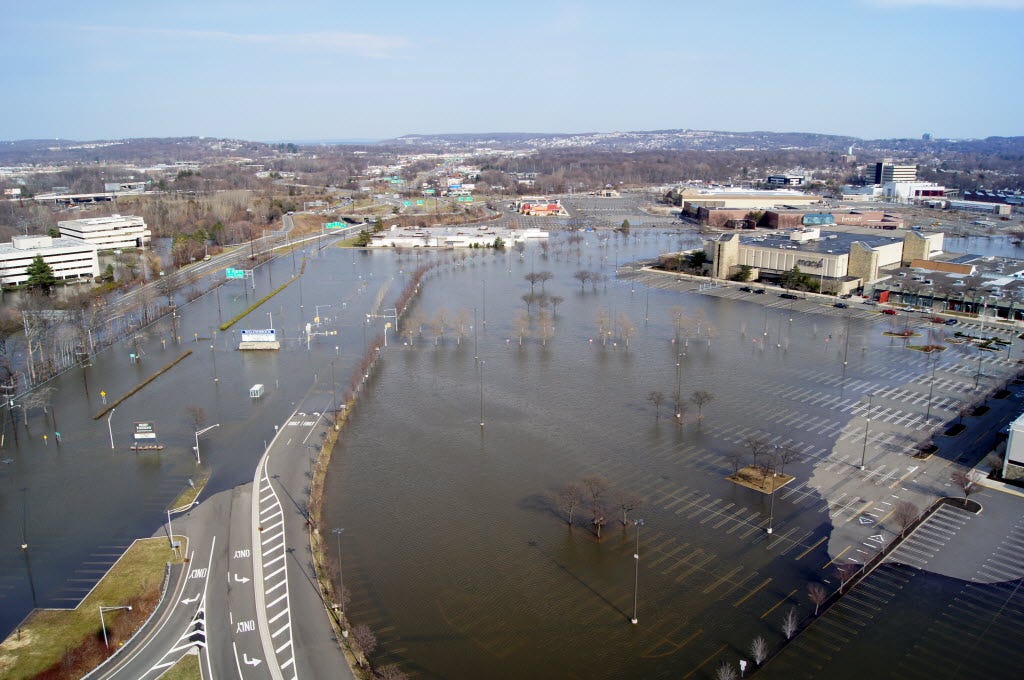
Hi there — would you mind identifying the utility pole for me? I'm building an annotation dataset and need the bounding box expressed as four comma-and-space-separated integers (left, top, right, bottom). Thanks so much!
631, 518, 644, 624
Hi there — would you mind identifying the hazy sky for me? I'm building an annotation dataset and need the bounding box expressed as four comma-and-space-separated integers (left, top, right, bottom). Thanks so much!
3, 0, 1022, 142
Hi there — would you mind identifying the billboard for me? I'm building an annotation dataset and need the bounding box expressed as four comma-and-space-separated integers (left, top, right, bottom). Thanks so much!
241, 329, 277, 343
134, 422, 156, 440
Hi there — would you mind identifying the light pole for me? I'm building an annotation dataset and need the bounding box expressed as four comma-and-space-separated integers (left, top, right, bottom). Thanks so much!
99, 605, 132, 648
860, 393, 873, 470
107, 408, 116, 450
631, 518, 644, 624
925, 353, 937, 422
193, 423, 220, 464
767, 468, 777, 535
210, 343, 218, 382
267, 311, 274, 330
479, 360, 485, 428
332, 527, 348, 637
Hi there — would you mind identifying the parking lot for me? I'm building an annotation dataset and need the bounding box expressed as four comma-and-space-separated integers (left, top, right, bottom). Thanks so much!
764, 489, 1024, 679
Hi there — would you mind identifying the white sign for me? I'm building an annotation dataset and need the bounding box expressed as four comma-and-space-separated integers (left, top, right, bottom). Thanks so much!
241, 329, 277, 343
134, 422, 157, 440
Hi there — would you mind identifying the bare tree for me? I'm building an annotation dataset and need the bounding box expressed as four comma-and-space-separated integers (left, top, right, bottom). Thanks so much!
750, 636, 768, 666
950, 469, 979, 506
892, 500, 920, 535
782, 607, 799, 639
452, 309, 471, 345
771, 444, 802, 477
524, 272, 542, 292
725, 450, 744, 476
537, 309, 555, 346
583, 475, 609, 540
596, 309, 612, 346
400, 313, 421, 346
351, 624, 377, 665
836, 563, 859, 589
537, 271, 553, 291
715, 662, 738, 680
549, 295, 564, 315
647, 391, 664, 421
554, 483, 584, 526
573, 270, 591, 291
691, 390, 714, 422
618, 313, 636, 348
521, 292, 539, 315
375, 665, 410, 680
430, 308, 448, 346
745, 436, 771, 478
514, 310, 530, 346
807, 582, 827, 615
612, 491, 643, 526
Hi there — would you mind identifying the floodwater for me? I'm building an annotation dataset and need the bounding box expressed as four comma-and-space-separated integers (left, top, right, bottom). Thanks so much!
320, 231, 936, 679
0, 242, 418, 635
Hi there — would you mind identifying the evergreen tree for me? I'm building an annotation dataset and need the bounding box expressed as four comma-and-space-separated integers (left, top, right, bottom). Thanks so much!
25, 255, 57, 293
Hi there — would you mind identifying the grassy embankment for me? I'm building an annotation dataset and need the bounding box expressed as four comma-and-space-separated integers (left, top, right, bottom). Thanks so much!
0, 537, 186, 680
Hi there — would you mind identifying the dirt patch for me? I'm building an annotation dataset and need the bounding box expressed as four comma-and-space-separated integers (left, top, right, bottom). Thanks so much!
726, 466, 795, 494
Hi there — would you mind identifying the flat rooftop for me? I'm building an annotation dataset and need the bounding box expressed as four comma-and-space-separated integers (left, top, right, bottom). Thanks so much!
735, 230, 901, 254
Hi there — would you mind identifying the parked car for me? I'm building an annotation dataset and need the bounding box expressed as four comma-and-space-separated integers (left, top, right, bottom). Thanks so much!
739, 286, 753, 293
944, 318, 958, 325
754, 289, 766, 295
779, 292, 800, 300
882, 309, 897, 315
840, 294, 853, 299
862, 299, 877, 305
834, 302, 848, 308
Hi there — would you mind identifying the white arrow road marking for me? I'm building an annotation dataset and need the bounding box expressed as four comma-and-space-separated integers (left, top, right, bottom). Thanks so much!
233, 573, 251, 584
243, 653, 263, 667
180, 594, 200, 605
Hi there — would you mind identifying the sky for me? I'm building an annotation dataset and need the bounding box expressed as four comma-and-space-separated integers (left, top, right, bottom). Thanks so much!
2, 0, 1023, 142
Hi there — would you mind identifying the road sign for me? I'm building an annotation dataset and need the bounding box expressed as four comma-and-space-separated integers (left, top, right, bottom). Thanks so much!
324, 221, 345, 229
416, 200, 424, 205
423, 189, 435, 195
403, 201, 411, 206
225, 268, 245, 280
134, 422, 157, 440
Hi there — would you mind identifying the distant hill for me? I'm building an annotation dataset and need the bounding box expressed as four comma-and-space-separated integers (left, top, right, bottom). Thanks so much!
2, 130, 1023, 165
384, 129, 1024, 156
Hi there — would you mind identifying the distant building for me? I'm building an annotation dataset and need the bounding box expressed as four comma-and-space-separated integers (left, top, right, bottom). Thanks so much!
766, 175, 805, 187
874, 162, 917, 184
882, 181, 947, 203
103, 181, 148, 193
514, 197, 568, 217
370, 225, 548, 248
0, 235, 99, 286
58, 214, 151, 249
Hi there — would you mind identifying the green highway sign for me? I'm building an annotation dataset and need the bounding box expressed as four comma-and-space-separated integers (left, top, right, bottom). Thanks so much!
324, 222, 345, 229
403, 201, 411, 206
416, 200, 424, 205
423, 189, 435, 195
225, 268, 245, 280
457, 196, 474, 202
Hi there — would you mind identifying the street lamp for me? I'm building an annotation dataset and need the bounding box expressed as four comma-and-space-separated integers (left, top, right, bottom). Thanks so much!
860, 393, 874, 470
631, 518, 644, 624
99, 605, 132, 648
767, 469, 778, 535
266, 311, 274, 330
332, 527, 348, 637
479, 360, 485, 428
193, 423, 220, 464
107, 408, 116, 450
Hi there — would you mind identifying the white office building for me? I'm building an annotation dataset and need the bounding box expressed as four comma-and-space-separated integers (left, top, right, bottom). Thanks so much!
58, 214, 151, 249
0, 235, 99, 285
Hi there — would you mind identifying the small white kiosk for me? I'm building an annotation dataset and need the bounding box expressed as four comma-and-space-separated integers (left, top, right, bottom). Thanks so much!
249, 384, 265, 399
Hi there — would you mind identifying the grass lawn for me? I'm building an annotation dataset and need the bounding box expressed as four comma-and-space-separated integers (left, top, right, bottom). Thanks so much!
157, 650, 201, 680
167, 468, 210, 511
0, 536, 186, 680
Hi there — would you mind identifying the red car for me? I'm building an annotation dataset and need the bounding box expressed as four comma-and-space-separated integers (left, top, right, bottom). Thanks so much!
882, 309, 897, 315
